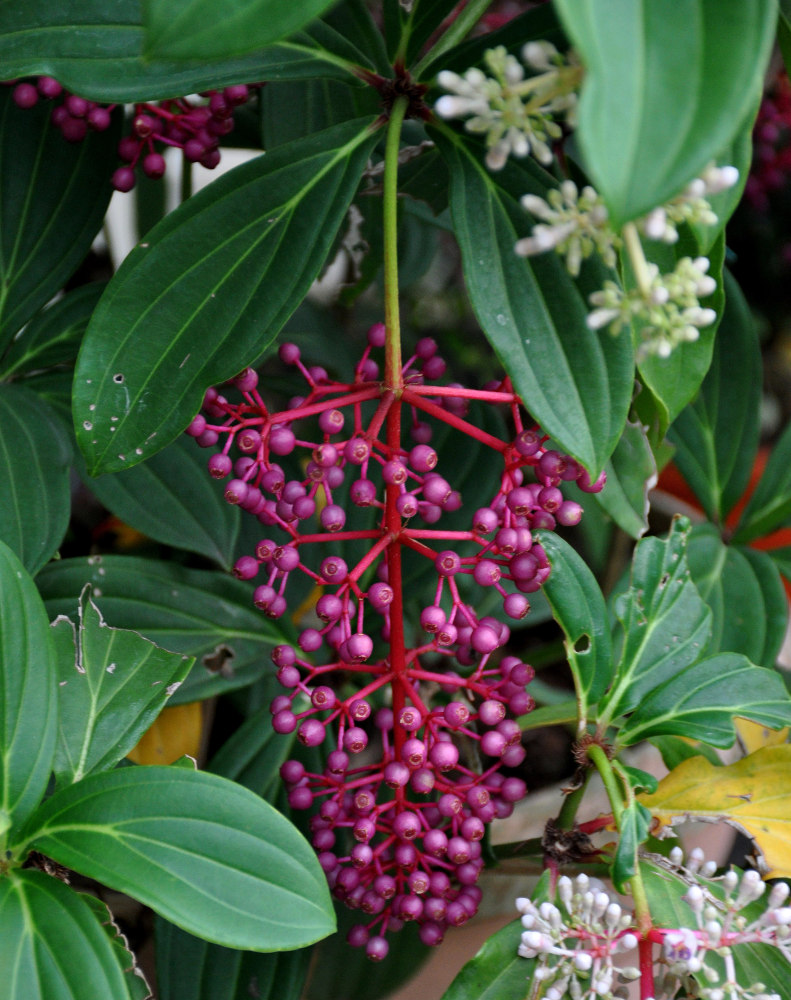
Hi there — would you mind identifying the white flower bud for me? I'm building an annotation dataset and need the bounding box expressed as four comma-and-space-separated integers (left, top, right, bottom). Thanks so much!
768, 882, 790, 909
670, 846, 684, 866
618, 932, 638, 952
574, 951, 593, 971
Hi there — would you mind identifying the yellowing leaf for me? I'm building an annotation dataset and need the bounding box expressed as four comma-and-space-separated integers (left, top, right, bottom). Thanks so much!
735, 717, 789, 755
639, 746, 791, 877
126, 702, 203, 765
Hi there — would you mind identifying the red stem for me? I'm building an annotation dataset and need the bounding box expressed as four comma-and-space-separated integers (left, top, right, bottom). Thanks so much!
402, 389, 509, 452
638, 937, 655, 1000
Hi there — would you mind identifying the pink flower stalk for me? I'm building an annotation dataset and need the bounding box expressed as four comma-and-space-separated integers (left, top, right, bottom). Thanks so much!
188, 323, 604, 957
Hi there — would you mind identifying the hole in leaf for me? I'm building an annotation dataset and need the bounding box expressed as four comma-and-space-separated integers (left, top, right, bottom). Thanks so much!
573, 634, 590, 654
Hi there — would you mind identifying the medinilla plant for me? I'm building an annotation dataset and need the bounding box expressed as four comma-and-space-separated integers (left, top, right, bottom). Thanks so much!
2, 1, 791, 999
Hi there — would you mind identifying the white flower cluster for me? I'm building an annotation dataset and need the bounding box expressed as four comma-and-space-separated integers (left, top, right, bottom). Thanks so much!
515, 181, 618, 277
516, 874, 640, 1000
587, 256, 718, 359
515, 848, 791, 1000
654, 847, 790, 1000
512, 165, 737, 358
435, 41, 581, 170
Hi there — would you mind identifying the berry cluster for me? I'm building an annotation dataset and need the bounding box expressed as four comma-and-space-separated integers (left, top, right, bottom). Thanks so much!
745, 70, 791, 214
9, 77, 255, 191
187, 324, 604, 958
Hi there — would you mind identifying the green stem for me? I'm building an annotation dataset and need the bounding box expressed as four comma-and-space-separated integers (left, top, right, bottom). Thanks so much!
622, 222, 653, 299
555, 770, 592, 830
587, 743, 652, 934
383, 95, 408, 389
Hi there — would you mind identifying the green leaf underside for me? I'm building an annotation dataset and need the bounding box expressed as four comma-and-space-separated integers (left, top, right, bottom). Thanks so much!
612, 801, 651, 892
156, 916, 309, 1000
589, 417, 656, 539
0, 2, 369, 102
433, 126, 633, 475
37, 556, 290, 704
0, 540, 56, 829
0, 89, 118, 350
0, 870, 136, 1000
144, 0, 337, 60
20, 767, 335, 951
554, 0, 776, 225
687, 526, 788, 668
0, 385, 71, 574
538, 532, 613, 716
81, 434, 241, 570
618, 652, 791, 748
602, 518, 712, 722
668, 270, 761, 524
74, 118, 380, 476
734, 418, 791, 542
0, 284, 105, 380
51, 586, 193, 785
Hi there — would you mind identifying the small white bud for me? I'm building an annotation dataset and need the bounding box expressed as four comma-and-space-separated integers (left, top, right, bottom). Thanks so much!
574, 951, 593, 971
670, 846, 684, 866
618, 932, 638, 952
769, 882, 790, 908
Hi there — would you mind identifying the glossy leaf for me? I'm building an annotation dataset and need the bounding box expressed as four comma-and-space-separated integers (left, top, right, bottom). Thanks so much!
19, 766, 335, 950
0, 870, 138, 1000
0, 385, 71, 574
612, 800, 651, 893
733, 419, 791, 542
0, 284, 105, 380
433, 126, 633, 475
0, 90, 119, 349
81, 434, 241, 570
635, 231, 726, 439
602, 517, 712, 722
618, 652, 791, 749
668, 270, 761, 524
553, 0, 775, 225
0, 540, 56, 831
0, 1, 367, 102
538, 532, 613, 719
74, 119, 380, 476
639, 747, 791, 877
208, 705, 293, 798
51, 585, 193, 785
79, 894, 152, 1000
144, 0, 337, 60
687, 526, 788, 668
156, 916, 309, 1000
37, 556, 291, 704
588, 416, 656, 539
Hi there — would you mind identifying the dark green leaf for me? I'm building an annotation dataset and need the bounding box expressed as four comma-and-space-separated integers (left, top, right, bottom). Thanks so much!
439, 919, 531, 1000
0, 870, 138, 1000
0, 284, 105, 380
733, 419, 791, 542
208, 705, 293, 799
19, 766, 335, 950
0, 384, 71, 573
51, 585, 193, 785
588, 416, 655, 539
618, 652, 791, 748
668, 270, 761, 524
538, 532, 613, 718
0, 2, 367, 103
649, 736, 721, 770
687, 526, 788, 668
621, 766, 658, 794
144, 0, 337, 60
635, 230, 726, 438
74, 119, 380, 476
612, 800, 651, 892
517, 700, 578, 732
37, 556, 291, 704
0, 89, 119, 349
0, 540, 57, 830
433, 126, 633, 475
553, 0, 775, 225
80, 434, 241, 570
601, 517, 712, 722
156, 916, 309, 1000
260, 78, 378, 148
80, 894, 153, 1000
